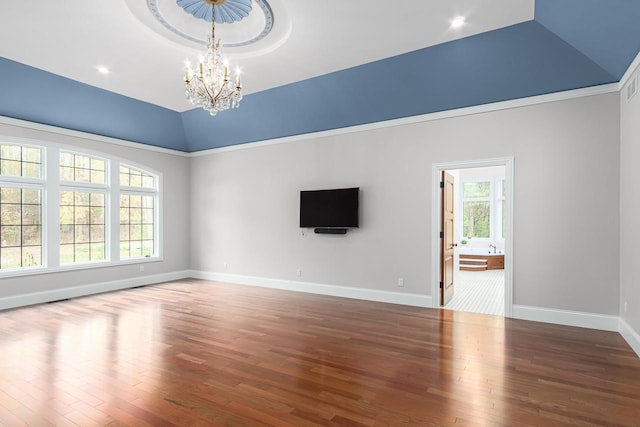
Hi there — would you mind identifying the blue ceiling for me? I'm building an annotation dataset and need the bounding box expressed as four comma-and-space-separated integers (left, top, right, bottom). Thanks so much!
1, 0, 639, 153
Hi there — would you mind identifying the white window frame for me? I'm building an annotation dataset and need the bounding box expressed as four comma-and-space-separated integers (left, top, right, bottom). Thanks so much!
118, 162, 160, 260
0, 142, 46, 273
0, 137, 162, 278
58, 150, 110, 266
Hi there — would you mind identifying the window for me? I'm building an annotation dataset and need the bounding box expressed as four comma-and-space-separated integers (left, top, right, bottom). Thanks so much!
59, 191, 105, 264
59, 151, 107, 265
0, 144, 43, 270
0, 140, 160, 277
119, 165, 157, 259
462, 181, 490, 238
461, 178, 505, 241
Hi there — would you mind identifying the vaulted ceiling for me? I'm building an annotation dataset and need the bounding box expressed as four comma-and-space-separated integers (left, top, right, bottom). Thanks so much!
1, 0, 639, 152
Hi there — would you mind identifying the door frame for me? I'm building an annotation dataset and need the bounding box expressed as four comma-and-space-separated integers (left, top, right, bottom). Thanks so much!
430, 157, 514, 317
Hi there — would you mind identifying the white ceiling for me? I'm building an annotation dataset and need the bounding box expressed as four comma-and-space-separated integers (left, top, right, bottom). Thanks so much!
0, 0, 534, 112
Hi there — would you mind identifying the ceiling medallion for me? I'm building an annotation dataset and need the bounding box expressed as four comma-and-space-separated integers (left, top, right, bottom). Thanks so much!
146, 0, 274, 48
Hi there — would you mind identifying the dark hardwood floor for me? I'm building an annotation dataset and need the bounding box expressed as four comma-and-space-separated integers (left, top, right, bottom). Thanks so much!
0, 279, 639, 426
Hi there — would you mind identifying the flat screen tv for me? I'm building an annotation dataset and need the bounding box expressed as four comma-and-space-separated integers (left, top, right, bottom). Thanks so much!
299, 187, 359, 229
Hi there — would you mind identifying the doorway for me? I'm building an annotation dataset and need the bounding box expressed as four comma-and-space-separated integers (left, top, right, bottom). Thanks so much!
431, 158, 513, 317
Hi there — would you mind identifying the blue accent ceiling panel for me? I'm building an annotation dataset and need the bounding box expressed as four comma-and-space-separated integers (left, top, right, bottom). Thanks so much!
182, 21, 615, 151
0, 58, 188, 151
536, 0, 640, 79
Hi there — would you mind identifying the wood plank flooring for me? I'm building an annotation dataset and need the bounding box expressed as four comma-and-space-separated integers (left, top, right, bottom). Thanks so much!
0, 279, 639, 426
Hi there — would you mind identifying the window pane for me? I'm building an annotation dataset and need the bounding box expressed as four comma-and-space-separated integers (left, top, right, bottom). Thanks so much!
22, 226, 41, 246
142, 208, 154, 223
22, 245, 41, 267
90, 225, 104, 242
60, 152, 106, 184
75, 207, 90, 225
1, 226, 20, 247
142, 225, 153, 240
75, 244, 90, 262
60, 152, 74, 167
1, 204, 21, 225
23, 189, 40, 204
75, 225, 90, 243
91, 170, 105, 184
463, 201, 490, 238
1, 187, 20, 203
1, 145, 21, 160
23, 162, 41, 178
463, 182, 490, 198
120, 165, 156, 189
91, 158, 105, 171
60, 244, 74, 264
90, 243, 105, 260
90, 193, 104, 206
142, 240, 154, 256
22, 204, 40, 225
1, 160, 21, 176
91, 206, 104, 224
60, 190, 107, 265
1, 247, 21, 269
60, 224, 74, 244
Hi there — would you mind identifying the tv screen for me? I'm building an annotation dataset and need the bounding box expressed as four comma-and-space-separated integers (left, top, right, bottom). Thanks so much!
299, 188, 359, 228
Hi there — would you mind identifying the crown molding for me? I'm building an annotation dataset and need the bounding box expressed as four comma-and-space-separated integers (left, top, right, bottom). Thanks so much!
0, 115, 190, 157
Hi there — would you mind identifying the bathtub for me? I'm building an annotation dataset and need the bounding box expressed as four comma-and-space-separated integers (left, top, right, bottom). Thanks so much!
458, 247, 504, 271
459, 247, 503, 255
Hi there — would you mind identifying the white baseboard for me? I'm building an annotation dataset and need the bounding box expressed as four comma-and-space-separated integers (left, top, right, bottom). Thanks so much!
0, 270, 190, 311
512, 304, 619, 332
3, 270, 637, 358
187, 270, 432, 308
619, 318, 640, 357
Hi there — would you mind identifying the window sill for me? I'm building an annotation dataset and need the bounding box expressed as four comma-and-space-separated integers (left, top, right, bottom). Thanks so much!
0, 256, 163, 279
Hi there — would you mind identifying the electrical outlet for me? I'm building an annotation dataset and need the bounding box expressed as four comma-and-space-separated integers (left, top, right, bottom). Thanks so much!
397, 277, 404, 287
139, 265, 144, 272
296, 268, 302, 277
624, 301, 628, 313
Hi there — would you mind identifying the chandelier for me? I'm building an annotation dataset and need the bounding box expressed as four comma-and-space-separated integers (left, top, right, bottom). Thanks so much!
184, 0, 243, 116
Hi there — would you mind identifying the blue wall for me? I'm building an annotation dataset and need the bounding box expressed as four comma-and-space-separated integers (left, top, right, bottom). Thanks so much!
3, 1, 638, 153
0, 58, 188, 151
182, 21, 615, 151
536, 0, 640, 79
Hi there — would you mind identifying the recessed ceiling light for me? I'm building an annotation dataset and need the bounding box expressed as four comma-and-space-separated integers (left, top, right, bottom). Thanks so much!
450, 16, 466, 29
96, 65, 111, 75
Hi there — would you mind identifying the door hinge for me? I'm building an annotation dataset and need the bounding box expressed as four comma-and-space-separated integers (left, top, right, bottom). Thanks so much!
439, 231, 444, 239
440, 181, 444, 188
439, 281, 443, 289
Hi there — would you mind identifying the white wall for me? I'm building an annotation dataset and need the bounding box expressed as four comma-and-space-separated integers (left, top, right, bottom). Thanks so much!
0, 120, 191, 301
190, 93, 621, 315
620, 67, 640, 335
